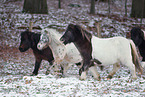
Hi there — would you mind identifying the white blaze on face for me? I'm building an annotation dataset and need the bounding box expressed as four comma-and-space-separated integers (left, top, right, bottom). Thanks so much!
37, 41, 45, 50
37, 33, 50, 50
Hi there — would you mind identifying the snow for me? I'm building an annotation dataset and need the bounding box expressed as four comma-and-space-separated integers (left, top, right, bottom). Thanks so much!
0, 0, 145, 96
0, 63, 145, 96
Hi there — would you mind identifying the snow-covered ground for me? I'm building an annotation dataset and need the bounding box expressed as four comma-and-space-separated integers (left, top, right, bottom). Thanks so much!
0, 0, 145, 96
0, 72, 145, 97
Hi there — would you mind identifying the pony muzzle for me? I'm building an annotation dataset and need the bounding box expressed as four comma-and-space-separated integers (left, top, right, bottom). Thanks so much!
19, 45, 26, 52
37, 44, 43, 50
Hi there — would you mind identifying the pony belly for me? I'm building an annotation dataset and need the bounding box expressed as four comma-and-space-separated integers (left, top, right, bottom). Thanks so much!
64, 54, 82, 64
92, 53, 118, 66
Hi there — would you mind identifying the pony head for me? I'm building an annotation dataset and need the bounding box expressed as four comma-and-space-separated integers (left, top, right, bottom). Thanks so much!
37, 30, 51, 50
60, 24, 79, 45
19, 30, 35, 52
130, 27, 145, 46
60, 24, 92, 45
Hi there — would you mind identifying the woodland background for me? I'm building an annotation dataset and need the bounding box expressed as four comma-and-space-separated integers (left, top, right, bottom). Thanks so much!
0, 0, 145, 96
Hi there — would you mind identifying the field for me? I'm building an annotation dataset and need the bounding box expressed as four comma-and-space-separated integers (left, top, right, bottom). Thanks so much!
0, 0, 145, 96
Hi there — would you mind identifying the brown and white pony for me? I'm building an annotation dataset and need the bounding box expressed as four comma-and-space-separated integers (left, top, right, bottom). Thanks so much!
60, 24, 143, 80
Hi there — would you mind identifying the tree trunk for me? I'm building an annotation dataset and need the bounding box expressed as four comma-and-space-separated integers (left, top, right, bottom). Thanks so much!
108, 0, 110, 16
125, 0, 127, 16
90, 0, 95, 14
58, 0, 61, 9
23, 0, 48, 14
131, 0, 145, 18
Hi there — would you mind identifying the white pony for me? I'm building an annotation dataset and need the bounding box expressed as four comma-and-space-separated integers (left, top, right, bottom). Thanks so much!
91, 37, 142, 79
37, 28, 83, 76
60, 24, 143, 80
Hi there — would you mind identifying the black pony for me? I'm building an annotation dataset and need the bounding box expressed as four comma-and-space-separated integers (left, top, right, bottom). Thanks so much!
130, 27, 145, 61
19, 30, 54, 75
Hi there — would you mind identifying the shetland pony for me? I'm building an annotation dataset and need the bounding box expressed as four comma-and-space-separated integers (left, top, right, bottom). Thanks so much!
19, 30, 54, 75
37, 28, 101, 77
60, 24, 143, 80
131, 27, 145, 68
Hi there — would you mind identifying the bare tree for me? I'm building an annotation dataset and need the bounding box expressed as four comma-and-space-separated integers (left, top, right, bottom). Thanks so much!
58, 0, 61, 9
125, 0, 127, 16
108, 0, 110, 16
131, 0, 145, 18
90, 0, 95, 14
140, 0, 145, 26
23, 0, 48, 14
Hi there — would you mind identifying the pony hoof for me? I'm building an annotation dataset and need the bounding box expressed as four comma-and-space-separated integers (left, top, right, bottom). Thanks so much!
138, 72, 142, 75
94, 76, 101, 81
132, 77, 137, 80
55, 74, 65, 78
79, 71, 87, 80
59, 74, 65, 78
79, 76, 86, 80
107, 75, 112, 80
79, 77, 86, 81
45, 71, 50, 75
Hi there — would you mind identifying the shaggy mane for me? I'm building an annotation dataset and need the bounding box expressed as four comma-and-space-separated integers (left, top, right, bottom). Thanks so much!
41, 28, 62, 40
75, 24, 92, 42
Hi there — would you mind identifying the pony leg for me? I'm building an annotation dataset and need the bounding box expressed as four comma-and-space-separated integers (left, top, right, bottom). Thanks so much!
32, 60, 42, 76
79, 60, 93, 80
46, 62, 60, 75
62, 63, 73, 77
107, 63, 120, 79
79, 62, 89, 80
79, 71, 87, 80
89, 65, 101, 81
125, 62, 137, 79
53, 64, 60, 72
79, 66, 100, 80
141, 62, 145, 68
46, 61, 54, 75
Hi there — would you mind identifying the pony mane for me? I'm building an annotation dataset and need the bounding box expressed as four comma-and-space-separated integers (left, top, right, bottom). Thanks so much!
41, 28, 62, 38
75, 24, 92, 42
41, 28, 63, 45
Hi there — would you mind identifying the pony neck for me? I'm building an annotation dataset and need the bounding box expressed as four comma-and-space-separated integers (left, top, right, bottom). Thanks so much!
139, 39, 145, 47
30, 33, 41, 50
74, 37, 92, 60
48, 33, 66, 63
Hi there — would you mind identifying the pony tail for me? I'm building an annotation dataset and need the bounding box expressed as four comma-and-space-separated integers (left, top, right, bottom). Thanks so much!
129, 39, 143, 74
